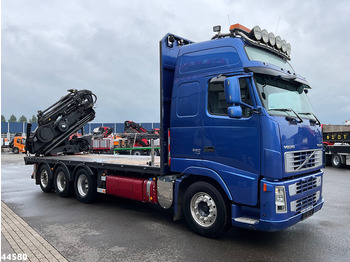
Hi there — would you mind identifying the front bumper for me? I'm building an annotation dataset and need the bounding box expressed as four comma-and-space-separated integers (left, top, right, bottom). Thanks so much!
231, 170, 324, 231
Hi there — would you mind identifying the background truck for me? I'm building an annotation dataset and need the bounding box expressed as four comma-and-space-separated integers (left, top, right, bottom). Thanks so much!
9, 134, 26, 154
323, 124, 350, 167
25, 24, 324, 238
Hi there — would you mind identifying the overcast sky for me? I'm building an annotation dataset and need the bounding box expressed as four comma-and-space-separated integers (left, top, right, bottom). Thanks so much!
2, 0, 350, 124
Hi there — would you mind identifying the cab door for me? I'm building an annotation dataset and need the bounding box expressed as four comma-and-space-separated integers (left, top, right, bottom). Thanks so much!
203, 76, 260, 206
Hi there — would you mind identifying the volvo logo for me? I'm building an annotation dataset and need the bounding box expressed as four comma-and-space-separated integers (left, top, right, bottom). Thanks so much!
284, 145, 295, 150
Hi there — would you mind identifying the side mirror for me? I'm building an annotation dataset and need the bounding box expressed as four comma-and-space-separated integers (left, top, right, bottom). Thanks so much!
224, 77, 241, 104
228, 106, 242, 118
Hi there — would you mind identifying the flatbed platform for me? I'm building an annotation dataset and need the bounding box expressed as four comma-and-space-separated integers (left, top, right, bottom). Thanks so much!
24, 154, 161, 175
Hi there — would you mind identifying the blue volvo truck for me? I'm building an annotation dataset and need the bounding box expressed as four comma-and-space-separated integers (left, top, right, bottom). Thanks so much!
25, 24, 324, 238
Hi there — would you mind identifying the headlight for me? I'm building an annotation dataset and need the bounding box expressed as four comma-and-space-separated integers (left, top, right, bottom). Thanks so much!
275, 186, 287, 213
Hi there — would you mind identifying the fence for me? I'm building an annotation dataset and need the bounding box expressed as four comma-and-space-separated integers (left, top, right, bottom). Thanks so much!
1, 122, 160, 136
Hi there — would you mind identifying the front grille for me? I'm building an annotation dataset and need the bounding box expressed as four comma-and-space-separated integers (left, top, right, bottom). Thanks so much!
296, 177, 317, 194
285, 149, 322, 173
289, 176, 321, 196
290, 191, 320, 213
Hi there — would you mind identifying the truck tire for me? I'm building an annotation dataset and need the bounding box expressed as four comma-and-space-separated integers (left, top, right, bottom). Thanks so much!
74, 168, 97, 203
331, 154, 342, 168
183, 181, 229, 238
38, 164, 53, 193
13, 147, 19, 154
54, 166, 73, 197
132, 150, 142, 156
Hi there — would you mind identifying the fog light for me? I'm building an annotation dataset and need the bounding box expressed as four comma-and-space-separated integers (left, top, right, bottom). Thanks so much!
251, 26, 262, 41
281, 39, 287, 53
261, 29, 269, 44
286, 43, 291, 56
268, 32, 275, 46
275, 36, 282, 49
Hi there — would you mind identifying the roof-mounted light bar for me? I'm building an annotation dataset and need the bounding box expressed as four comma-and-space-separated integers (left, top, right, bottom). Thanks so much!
229, 24, 292, 60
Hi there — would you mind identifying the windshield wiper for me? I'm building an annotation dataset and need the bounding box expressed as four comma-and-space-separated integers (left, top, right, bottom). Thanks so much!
299, 112, 321, 126
269, 108, 303, 123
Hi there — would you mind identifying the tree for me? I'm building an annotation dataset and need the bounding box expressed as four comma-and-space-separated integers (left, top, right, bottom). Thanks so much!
8, 115, 17, 122
29, 115, 38, 123
1, 115, 5, 122
18, 115, 28, 123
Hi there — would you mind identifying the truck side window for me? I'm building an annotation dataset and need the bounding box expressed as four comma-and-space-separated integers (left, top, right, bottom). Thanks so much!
239, 78, 253, 118
208, 78, 253, 117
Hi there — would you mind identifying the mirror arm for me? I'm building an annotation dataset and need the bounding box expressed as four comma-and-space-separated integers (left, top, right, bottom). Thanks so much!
237, 103, 262, 114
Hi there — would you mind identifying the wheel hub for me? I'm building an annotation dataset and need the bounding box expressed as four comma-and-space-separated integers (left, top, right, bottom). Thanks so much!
40, 170, 49, 187
77, 174, 89, 197
56, 172, 66, 192
190, 192, 217, 227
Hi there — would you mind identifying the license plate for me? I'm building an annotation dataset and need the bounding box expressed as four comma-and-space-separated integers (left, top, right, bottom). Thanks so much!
301, 208, 314, 220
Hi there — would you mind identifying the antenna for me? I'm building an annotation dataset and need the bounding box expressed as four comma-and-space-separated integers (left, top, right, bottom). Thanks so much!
227, 15, 231, 26
275, 17, 281, 35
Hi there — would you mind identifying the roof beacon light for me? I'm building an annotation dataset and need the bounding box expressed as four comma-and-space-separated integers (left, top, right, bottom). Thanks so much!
268, 32, 275, 46
250, 26, 262, 41
275, 36, 282, 50
229, 23, 251, 34
261, 29, 269, 44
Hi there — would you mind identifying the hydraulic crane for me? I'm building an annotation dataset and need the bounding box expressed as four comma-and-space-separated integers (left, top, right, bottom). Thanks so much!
26, 89, 97, 156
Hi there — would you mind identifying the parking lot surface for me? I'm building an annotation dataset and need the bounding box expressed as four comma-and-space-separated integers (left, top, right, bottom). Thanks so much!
1, 153, 350, 262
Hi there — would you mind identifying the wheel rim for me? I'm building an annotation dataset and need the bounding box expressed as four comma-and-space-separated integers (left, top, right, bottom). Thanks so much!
56, 171, 66, 192
77, 174, 89, 197
333, 156, 340, 166
190, 192, 217, 227
40, 169, 49, 188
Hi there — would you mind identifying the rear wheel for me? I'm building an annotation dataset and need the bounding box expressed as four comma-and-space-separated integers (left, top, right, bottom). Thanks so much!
74, 169, 97, 203
331, 154, 342, 168
39, 165, 53, 193
13, 147, 19, 154
54, 166, 73, 197
183, 181, 229, 238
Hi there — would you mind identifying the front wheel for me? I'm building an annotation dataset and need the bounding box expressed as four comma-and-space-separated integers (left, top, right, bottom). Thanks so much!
38, 164, 53, 193
132, 150, 142, 156
74, 169, 97, 203
13, 147, 19, 154
183, 182, 229, 238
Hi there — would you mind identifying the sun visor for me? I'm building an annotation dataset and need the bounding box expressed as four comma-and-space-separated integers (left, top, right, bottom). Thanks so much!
244, 66, 310, 87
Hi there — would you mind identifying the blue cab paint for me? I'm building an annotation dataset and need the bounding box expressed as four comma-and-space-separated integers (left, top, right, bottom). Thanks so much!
160, 25, 324, 232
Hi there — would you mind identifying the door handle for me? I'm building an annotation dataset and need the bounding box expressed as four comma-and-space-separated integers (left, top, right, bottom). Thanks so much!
204, 146, 215, 152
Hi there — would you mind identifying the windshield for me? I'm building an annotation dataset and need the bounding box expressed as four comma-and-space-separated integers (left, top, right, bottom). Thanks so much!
245, 46, 294, 73
254, 74, 316, 120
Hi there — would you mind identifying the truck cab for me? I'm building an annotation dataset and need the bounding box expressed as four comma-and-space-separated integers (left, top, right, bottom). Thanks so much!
10, 135, 26, 154
160, 24, 324, 235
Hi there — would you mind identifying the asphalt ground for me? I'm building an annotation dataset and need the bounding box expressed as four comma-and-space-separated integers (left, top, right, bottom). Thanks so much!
1, 152, 350, 262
